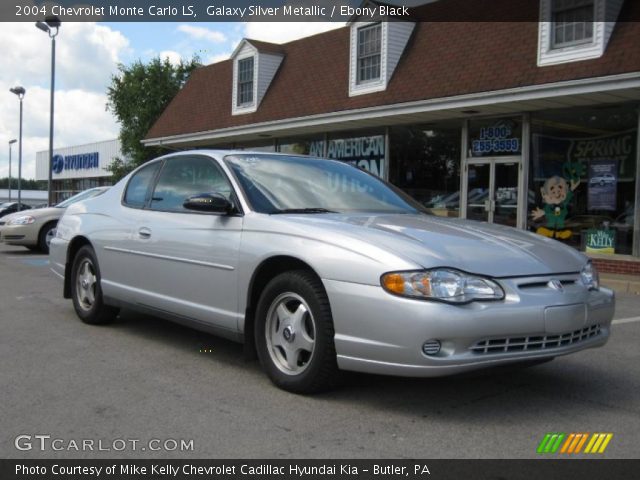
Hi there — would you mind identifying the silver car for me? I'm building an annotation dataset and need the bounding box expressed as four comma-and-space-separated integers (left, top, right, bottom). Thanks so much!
50, 151, 615, 393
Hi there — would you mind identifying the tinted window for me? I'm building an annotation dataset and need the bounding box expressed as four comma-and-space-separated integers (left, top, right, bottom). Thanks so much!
124, 161, 161, 208
150, 156, 233, 212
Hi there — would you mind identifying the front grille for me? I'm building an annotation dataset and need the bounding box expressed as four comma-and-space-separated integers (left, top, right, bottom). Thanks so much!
470, 324, 601, 355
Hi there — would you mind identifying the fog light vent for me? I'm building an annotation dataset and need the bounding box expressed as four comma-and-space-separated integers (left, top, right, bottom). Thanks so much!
422, 340, 441, 356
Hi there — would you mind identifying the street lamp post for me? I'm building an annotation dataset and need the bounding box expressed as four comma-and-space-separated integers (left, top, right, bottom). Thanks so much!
36, 17, 61, 207
8, 139, 17, 202
9, 86, 25, 212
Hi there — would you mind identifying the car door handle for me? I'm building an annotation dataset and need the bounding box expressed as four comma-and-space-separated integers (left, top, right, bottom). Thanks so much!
138, 227, 152, 239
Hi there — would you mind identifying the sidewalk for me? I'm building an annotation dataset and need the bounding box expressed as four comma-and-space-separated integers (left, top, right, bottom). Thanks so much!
601, 273, 640, 295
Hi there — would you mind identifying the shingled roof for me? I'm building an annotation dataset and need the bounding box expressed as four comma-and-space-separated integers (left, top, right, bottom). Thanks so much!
145, 0, 640, 142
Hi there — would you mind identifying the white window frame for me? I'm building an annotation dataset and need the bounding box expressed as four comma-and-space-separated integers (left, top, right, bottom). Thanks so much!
236, 57, 255, 107
232, 52, 258, 115
538, 0, 608, 66
356, 23, 383, 85
349, 21, 388, 96
551, 0, 595, 48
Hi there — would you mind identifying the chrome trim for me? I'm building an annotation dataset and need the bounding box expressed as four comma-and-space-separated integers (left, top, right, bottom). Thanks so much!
103, 246, 235, 271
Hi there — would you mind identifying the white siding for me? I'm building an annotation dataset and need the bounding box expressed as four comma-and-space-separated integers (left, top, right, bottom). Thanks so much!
386, 22, 415, 85
257, 53, 283, 105
35, 139, 122, 181
604, 0, 624, 45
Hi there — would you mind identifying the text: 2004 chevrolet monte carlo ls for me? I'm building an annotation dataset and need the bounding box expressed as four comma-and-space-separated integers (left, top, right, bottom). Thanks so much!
50, 151, 614, 393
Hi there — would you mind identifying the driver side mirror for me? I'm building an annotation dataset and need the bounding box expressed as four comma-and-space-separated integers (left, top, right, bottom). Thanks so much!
183, 192, 233, 214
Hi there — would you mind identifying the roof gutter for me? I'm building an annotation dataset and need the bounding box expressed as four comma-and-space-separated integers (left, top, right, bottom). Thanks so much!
142, 72, 640, 147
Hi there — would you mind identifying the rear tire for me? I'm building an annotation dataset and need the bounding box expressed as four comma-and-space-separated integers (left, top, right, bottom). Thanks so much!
70, 245, 118, 325
38, 221, 57, 254
255, 270, 340, 393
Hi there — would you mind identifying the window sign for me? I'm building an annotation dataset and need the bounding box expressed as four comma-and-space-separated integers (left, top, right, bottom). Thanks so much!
309, 135, 385, 178
469, 118, 522, 157
588, 159, 618, 211
585, 229, 616, 254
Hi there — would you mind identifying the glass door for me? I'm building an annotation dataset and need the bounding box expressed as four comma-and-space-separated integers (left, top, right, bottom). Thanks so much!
466, 163, 491, 222
465, 159, 520, 226
494, 162, 519, 227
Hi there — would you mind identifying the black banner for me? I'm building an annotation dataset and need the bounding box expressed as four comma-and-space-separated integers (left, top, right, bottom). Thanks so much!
4, 0, 640, 23
2, 460, 639, 480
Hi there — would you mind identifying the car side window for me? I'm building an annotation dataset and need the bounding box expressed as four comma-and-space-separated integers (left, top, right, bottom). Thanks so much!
123, 161, 162, 208
150, 156, 234, 212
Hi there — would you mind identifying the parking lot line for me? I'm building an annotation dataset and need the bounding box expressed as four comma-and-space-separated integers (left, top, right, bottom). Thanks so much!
612, 316, 640, 325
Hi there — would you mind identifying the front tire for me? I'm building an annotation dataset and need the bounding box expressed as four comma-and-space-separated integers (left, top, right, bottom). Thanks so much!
38, 221, 57, 254
70, 245, 118, 324
255, 270, 339, 393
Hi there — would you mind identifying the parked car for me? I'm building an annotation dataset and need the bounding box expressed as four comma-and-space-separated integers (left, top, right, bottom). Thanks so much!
50, 151, 614, 393
0, 187, 109, 254
0, 202, 31, 218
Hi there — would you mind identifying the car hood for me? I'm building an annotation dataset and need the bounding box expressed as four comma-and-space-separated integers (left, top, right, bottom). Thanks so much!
275, 213, 587, 277
2, 207, 61, 222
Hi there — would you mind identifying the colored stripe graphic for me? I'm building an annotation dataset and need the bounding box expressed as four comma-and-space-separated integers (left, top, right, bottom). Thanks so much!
585, 433, 614, 454
537, 433, 565, 454
539, 433, 613, 454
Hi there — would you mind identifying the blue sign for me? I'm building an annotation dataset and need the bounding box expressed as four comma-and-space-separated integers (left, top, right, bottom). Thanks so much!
51, 152, 99, 175
471, 120, 521, 157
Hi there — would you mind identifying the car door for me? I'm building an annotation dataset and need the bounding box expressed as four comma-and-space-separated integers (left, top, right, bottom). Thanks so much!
124, 154, 243, 333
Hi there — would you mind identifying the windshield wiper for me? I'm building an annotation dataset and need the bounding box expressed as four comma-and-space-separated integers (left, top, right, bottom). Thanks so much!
270, 208, 337, 214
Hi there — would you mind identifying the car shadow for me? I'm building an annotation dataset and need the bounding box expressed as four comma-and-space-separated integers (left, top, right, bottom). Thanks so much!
112, 308, 254, 370
106, 308, 634, 422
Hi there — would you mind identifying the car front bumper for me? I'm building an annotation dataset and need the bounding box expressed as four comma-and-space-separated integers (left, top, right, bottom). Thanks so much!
324, 273, 614, 377
0, 223, 39, 246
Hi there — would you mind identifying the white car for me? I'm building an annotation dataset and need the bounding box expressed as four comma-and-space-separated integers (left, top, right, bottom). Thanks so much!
0, 187, 108, 254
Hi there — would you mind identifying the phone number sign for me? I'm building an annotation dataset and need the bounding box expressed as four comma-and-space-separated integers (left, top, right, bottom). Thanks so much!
471, 121, 521, 156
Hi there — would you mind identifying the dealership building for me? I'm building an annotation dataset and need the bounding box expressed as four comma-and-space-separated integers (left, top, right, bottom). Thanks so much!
35, 139, 121, 204
143, 0, 640, 273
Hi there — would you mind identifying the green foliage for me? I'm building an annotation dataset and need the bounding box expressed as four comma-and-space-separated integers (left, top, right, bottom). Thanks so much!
0, 177, 46, 190
106, 56, 200, 181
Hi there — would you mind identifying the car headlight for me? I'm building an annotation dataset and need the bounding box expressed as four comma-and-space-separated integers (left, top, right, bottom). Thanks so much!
580, 261, 599, 290
381, 268, 504, 303
7, 215, 35, 225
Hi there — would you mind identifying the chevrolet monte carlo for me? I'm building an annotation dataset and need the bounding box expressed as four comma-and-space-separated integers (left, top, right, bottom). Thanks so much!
50, 151, 615, 393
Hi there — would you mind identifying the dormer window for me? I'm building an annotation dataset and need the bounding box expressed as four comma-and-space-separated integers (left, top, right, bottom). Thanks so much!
237, 57, 254, 106
538, 0, 623, 66
231, 39, 284, 116
551, 0, 594, 48
357, 23, 382, 84
349, 20, 415, 97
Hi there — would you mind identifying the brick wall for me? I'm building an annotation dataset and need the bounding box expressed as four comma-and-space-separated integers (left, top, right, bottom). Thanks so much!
592, 258, 640, 276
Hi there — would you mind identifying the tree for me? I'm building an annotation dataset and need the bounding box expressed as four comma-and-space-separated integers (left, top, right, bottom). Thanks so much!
106, 56, 200, 180
0, 177, 46, 190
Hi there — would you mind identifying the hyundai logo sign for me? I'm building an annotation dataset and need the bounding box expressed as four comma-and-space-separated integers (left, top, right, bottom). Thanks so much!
51, 152, 99, 175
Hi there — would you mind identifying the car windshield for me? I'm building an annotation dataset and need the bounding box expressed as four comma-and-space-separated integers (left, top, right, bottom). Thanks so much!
55, 188, 107, 208
224, 154, 425, 215
0, 202, 15, 208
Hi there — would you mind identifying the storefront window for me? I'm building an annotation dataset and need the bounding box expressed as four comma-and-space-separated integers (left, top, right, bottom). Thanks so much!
389, 123, 462, 217
529, 104, 638, 255
234, 140, 276, 152
325, 129, 386, 178
468, 117, 522, 158
278, 136, 324, 156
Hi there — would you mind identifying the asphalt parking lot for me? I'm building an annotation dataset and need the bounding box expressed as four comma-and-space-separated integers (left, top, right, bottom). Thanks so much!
1, 243, 639, 459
